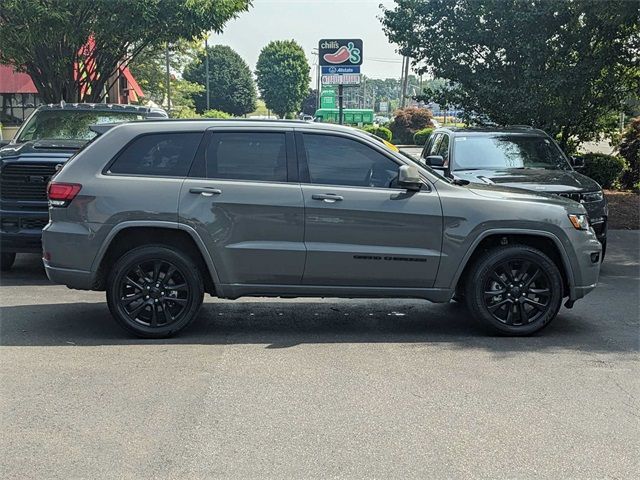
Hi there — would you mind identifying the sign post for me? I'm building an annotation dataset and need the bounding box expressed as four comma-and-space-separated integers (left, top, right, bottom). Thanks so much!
318, 39, 363, 125
338, 84, 344, 125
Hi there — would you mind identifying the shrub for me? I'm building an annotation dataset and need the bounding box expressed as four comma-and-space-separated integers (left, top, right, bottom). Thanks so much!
389, 107, 434, 144
618, 117, 640, 190
363, 125, 392, 142
580, 153, 627, 189
413, 128, 434, 145
201, 109, 232, 119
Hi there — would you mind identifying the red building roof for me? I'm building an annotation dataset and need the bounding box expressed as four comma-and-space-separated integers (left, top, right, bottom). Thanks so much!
0, 65, 38, 94
0, 63, 143, 101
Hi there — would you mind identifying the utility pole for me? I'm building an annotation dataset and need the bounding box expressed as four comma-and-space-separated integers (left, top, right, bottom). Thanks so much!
400, 55, 410, 108
399, 56, 405, 108
165, 43, 171, 113
312, 48, 320, 110
205, 36, 210, 110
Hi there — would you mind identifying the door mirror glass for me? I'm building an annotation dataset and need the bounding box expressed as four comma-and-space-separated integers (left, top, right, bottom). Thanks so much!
398, 165, 422, 191
570, 156, 585, 168
425, 155, 445, 167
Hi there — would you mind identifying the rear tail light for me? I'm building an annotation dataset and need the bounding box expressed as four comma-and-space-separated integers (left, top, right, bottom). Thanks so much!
47, 182, 82, 207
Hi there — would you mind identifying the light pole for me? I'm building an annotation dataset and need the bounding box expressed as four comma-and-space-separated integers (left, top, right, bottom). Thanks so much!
205, 36, 210, 111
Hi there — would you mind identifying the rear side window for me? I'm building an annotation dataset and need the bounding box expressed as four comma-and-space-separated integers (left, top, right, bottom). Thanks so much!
205, 132, 287, 182
108, 132, 202, 176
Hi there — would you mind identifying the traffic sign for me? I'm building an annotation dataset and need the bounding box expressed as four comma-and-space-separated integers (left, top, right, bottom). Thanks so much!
321, 74, 361, 85
321, 66, 360, 74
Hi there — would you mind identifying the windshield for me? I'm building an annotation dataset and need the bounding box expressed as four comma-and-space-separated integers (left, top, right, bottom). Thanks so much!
16, 110, 144, 143
452, 135, 570, 171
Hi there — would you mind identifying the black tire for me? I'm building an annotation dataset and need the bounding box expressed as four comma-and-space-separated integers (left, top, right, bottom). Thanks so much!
106, 245, 204, 338
1, 252, 16, 271
600, 240, 607, 262
464, 245, 563, 336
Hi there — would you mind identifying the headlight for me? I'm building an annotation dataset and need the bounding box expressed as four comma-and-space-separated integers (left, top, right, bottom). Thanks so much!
568, 214, 589, 230
581, 191, 604, 203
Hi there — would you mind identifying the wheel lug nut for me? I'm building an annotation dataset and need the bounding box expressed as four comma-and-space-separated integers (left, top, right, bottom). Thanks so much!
154, 299, 158, 303
145, 295, 149, 299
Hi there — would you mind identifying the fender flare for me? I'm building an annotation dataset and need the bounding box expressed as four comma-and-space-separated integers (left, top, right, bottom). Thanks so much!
91, 220, 224, 295
450, 228, 575, 290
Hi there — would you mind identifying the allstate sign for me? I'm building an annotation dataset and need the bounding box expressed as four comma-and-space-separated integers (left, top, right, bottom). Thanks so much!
321, 66, 361, 74
319, 39, 363, 66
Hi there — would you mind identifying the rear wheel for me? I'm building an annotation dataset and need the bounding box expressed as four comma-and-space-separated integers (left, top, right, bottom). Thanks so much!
106, 245, 204, 338
0, 252, 16, 271
464, 245, 563, 336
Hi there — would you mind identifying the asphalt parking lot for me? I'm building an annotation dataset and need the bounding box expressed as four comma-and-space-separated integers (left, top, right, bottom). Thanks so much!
1, 230, 638, 479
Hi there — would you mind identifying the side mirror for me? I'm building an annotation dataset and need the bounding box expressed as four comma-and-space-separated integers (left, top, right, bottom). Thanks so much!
425, 155, 445, 167
571, 156, 585, 168
398, 164, 423, 191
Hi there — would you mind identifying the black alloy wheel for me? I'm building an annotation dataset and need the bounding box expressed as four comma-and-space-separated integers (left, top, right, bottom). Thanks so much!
107, 246, 204, 338
465, 245, 563, 336
483, 259, 552, 326
117, 259, 190, 328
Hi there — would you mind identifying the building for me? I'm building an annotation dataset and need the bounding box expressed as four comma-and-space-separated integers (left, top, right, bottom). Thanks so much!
0, 64, 144, 139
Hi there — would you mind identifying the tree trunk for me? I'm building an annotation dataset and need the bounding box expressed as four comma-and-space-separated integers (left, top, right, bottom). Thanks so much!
558, 127, 570, 152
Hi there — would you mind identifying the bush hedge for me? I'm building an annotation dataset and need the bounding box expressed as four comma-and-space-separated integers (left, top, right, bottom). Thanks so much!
619, 117, 640, 190
389, 107, 434, 144
362, 125, 392, 142
413, 128, 433, 145
201, 109, 232, 119
580, 153, 627, 189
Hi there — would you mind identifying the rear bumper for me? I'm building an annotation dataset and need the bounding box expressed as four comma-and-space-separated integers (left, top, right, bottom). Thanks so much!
44, 262, 94, 290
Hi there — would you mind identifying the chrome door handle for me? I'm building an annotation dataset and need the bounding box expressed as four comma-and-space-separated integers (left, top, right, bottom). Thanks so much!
312, 193, 343, 203
189, 187, 222, 197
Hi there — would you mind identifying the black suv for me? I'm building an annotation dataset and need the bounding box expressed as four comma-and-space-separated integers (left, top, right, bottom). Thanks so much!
0, 102, 167, 270
420, 127, 608, 255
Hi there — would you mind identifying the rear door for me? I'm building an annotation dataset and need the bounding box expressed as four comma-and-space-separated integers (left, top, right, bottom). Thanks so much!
178, 127, 305, 285
298, 131, 442, 288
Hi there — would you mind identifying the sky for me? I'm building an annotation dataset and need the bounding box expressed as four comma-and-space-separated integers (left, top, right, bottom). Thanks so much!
210, 0, 404, 81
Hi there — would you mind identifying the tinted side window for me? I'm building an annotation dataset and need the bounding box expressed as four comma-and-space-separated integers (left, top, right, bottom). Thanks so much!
428, 133, 443, 156
109, 132, 201, 176
303, 134, 399, 188
206, 132, 287, 182
437, 134, 450, 163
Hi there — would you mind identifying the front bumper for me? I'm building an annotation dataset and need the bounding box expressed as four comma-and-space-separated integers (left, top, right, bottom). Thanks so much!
0, 209, 48, 253
566, 228, 602, 301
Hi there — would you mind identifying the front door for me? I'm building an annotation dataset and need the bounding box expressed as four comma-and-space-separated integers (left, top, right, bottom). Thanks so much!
179, 128, 305, 286
298, 132, 442, 288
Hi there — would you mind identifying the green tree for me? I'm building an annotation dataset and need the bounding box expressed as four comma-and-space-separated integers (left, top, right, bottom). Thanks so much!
128, 40, 201, 106
381, 0, 640, 149
183, 45, 256, 115
301, 89, 318, 115
255, 40, 310, 118
0, 0, 250, 103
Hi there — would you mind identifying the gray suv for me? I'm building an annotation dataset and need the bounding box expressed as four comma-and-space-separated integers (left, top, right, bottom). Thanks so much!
42, 120, 602, 338
420, 127, 608, 256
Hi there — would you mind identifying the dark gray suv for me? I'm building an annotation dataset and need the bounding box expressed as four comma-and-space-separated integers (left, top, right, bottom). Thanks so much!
420, 127, 608, 255
42, 120, 602, 338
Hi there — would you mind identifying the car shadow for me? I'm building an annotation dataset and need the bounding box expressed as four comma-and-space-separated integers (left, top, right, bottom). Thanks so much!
0, 298, 637, 356
1, 231, 638, 355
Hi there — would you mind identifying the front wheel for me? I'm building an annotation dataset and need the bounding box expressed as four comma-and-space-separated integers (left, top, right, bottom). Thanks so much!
1, 252, 16, 271
106, 245, 204, 338
464, 245, 563, 336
